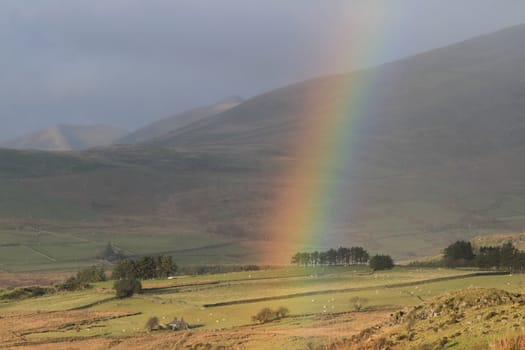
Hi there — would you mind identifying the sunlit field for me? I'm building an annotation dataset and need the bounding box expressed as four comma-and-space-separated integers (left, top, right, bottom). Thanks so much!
1, 266, 523, 349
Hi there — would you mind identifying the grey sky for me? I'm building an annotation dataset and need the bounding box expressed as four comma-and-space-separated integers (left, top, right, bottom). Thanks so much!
1, 0, 525, 141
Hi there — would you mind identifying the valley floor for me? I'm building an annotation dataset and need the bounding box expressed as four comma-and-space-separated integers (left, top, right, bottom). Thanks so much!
1, 267, 524, 349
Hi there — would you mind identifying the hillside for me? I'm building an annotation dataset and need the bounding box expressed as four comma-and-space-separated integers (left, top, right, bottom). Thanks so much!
155, 24, 525, 255
167, 24, 525, 157
1, 124, 128, 151
1, 25, 525, 268
116, 96, 243, 144
343, 287, 525, 349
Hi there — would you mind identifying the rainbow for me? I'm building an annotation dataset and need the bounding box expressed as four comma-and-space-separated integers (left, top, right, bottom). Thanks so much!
265, 6, 394, 264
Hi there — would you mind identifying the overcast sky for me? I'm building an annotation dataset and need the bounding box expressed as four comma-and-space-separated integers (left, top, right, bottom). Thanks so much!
1, 0, 525, 141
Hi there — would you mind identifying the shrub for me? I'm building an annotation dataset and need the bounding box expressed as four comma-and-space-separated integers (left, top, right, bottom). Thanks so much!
349, 296, 369, 311
252, 307, 274, 323
485, 310, 498, 320
76, 266, 106, 283
369, 254, 394, 271
275, 306, 289, 318
439, 337, 449, 347
113, 278, 142, 298
406, 315, 416, 332
0, 286, 52, 300
145, 316, 159, 331
492, 334, 525, 350
58, 266, 106, 291
251, 306, 290, 324
58, 276, 89, 291
443, 240, 475, 267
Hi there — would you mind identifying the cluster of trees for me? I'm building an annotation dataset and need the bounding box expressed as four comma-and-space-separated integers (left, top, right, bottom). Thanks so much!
114, 278, 142, 298
112, 255, 177, 280
369, 255, 395, 271
443, 241, 475, 267
111, 255, 177, 298
291, 247, 370, 266
59, 266, 106, 291
444, 240, 525, 271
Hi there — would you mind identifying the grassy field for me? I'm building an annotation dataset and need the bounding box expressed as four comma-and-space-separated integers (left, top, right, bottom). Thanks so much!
1, 266, 524, 349
0, 216, 519, 273
3, 142, 525, 270
0, 225, 240, 273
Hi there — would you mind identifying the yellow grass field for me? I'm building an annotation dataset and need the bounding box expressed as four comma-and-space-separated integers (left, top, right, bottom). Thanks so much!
1, 266, 525, 349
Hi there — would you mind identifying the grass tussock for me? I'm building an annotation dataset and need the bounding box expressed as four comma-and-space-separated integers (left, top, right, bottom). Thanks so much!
251, 306, 289, 324
491, 334, 525, 350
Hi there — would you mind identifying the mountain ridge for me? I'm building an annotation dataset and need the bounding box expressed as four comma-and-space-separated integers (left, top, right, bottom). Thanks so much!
116, 96, 243, 145
1, 124, 129, 151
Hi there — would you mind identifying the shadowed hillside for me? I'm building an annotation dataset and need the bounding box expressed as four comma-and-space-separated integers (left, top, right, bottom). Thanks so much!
167, 24, 525, 159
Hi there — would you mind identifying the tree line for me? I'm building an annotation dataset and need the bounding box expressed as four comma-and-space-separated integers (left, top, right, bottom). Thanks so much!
110, 255, 177, 298
59, 266, 106, 291
112, 255, 178, 280
291, 247, 370, 266
368, 254, 394, 271
444, 240, 525, 271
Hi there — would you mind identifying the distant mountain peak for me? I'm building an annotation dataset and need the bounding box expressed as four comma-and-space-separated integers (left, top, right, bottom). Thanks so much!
1, 124, 128, 151
116, 96, 244, 145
